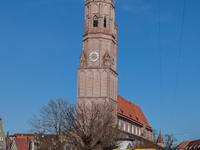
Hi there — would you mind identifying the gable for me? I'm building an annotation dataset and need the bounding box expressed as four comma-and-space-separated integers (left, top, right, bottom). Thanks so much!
15, 138, 31, 150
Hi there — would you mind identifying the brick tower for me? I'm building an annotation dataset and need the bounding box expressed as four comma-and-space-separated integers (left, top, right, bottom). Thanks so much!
77, 0, 118, 112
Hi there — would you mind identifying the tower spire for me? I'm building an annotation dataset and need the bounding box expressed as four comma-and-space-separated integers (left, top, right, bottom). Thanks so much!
157, 131, 164, 148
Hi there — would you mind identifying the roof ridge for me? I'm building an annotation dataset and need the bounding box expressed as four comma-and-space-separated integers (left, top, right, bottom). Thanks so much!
118, 95, 140, 107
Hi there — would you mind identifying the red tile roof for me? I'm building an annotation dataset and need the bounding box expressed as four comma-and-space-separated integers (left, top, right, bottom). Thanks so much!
185, 139, 200, 150
15, 137, 31, 150
177, 141, 190, 149
117, 95, 152, 131
16, 135, 34, 141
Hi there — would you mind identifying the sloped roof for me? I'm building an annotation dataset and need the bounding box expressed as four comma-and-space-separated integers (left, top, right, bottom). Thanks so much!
117, 95, 152, 131
185, 139, 200, 150
177, 141, 190, 149
14, 134, 34, 137
16, 135, 34, 142
15, 137, 31, 150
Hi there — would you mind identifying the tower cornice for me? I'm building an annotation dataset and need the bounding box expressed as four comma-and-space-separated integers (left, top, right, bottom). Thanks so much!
83, 33, 117, 43
78, 67, 118, 75
85, 0, 115, 7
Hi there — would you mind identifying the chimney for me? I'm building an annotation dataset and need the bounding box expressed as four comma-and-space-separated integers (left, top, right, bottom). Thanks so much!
26, 136, 28, 144
7, 131, 10, 150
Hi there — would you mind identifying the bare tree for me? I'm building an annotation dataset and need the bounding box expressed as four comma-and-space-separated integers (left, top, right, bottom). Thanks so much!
28, 98, 125, 150
28, 98, 75, 150
64, 100, 125, 150
152, 129, 158, 142
164, 134, 177, 150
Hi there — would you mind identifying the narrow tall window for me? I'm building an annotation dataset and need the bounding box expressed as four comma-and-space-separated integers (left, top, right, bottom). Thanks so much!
128, 124, 130, 132
132, 125, 134, 134
123, 122, 126, 131
104, 16, 107, 28
93, 16, 98, 27
118, 120, 121, 129
136, 127, 138, 135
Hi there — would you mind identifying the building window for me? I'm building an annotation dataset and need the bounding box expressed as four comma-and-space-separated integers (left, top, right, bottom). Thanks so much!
136, 127, 138, 135
104, 16, 107, 28
132, 125, 134, 134
93, 16, 98, 27
118, 120, 121, 129
123, 122, 126, 131
139, 128, 141, 136
128, 124, 130, 132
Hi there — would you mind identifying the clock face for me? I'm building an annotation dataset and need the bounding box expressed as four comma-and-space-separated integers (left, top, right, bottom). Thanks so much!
89, 52, 99, 62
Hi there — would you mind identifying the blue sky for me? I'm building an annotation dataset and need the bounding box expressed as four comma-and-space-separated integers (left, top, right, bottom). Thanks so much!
0, 0, 200, 144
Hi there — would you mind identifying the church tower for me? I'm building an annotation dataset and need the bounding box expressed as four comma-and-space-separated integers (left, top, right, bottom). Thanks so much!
77, 0, 118, 111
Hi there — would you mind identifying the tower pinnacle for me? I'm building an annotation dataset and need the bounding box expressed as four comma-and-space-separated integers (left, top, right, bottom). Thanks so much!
157, 131, 164, 148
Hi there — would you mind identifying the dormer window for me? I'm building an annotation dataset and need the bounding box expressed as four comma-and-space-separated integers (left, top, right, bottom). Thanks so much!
104, 16, 107, 28
93, 16, 98, 27
129, 113, 132, 117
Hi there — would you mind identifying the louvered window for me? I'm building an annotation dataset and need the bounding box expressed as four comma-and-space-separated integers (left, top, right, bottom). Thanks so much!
104, 16, 107, 28
93, 16, 98, 27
